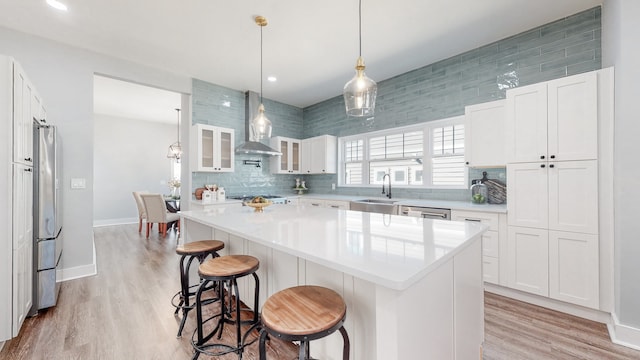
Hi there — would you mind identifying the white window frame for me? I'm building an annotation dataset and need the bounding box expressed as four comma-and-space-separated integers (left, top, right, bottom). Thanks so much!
338, 115, 467, 190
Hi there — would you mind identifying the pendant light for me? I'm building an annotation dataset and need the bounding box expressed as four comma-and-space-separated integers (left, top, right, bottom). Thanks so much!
343, 0, 377, 117
250, 15, 272, 140
167, 108, 182, 162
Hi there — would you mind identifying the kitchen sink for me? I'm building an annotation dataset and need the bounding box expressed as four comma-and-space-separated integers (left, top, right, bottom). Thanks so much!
350, 199, 399, 214
353, 199, 397, 204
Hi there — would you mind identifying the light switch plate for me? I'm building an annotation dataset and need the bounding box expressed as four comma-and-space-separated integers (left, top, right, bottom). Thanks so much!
71, 178, 86, 189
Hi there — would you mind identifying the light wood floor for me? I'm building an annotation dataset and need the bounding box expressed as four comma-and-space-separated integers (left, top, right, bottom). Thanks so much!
1, 223, 639, 360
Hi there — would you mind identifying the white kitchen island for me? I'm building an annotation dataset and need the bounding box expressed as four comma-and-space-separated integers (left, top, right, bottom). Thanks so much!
180, 204, 487, 360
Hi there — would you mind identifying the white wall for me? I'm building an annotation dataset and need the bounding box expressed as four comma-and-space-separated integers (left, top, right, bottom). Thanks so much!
0, 26, 191, 275
602, 0, 640, 348
93, 114, 176, 226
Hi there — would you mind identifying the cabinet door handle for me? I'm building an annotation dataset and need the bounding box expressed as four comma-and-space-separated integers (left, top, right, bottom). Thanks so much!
464, 218, 481, 222
540, 155, 545, 159
540, 164, 546, 168
24, 157, 32, 162
24, 168, 32, 172
330, 205, 340, 208
549, 164, 555, 168
465, 161, 469, 165
550, 155, 556, 159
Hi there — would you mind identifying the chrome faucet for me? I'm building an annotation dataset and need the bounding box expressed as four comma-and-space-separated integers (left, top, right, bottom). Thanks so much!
382, 173, 392, 199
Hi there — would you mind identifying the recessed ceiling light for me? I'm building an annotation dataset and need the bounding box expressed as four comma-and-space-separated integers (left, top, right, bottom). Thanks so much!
267, 76, 277, 82
46, 0, 68, 11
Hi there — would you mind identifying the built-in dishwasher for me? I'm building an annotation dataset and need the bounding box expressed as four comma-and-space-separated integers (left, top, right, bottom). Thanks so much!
399, 205, 451, 220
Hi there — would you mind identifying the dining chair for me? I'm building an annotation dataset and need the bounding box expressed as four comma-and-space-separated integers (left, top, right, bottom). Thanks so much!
132, 191, 150, 233
140, 193, 180, 238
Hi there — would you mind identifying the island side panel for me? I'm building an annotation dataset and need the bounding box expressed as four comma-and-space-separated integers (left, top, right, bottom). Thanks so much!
454, 237, 484, 359
376, 260, 455, 359
304, 260, 351, 359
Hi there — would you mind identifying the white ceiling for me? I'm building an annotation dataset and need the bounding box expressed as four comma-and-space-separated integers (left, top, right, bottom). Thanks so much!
1, 0, 601, 109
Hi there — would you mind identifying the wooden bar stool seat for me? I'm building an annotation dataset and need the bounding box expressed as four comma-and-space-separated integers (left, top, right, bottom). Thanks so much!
172, 240, 225, 338
259, 285, 349, 360
192, 255, 261, 359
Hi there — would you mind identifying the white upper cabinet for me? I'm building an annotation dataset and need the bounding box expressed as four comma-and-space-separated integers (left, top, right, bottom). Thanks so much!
12, 62, 35, 166
506, 82, 548, 164
547, 73, 598, 162
270, 136, 301, 174
506, 71, 597, 163
307, 135, 337, 174
191, 124, 235, 172
280, 135, 336, 175
464, 100, 506, 168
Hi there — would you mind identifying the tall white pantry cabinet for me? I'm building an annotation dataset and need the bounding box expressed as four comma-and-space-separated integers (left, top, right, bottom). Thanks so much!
505, 69, 613, 311
1, 56, 45, 341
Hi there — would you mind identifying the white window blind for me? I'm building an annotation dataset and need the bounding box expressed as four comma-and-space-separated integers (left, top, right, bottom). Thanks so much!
368, 131, 423, 185
431, 125, 465, 186
344, 140, 363, 185
338, 116, 466, 188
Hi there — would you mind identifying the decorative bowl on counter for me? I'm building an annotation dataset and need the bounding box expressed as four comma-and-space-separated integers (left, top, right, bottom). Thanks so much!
244, 200, 273, 212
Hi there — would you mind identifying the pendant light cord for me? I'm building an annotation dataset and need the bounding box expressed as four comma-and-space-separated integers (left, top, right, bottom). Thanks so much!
359, 0, 362, 57
260, 24, 264, 104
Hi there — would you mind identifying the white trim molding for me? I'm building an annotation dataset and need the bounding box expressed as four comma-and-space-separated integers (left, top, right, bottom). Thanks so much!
93, 217, 137, 227
609, 312, 640, 351
56, 237, 97, 282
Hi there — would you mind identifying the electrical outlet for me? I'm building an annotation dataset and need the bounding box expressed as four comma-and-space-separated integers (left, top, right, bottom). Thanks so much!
332, 183, 336, 190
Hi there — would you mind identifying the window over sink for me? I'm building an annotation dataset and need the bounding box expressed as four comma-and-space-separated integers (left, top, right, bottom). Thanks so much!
338, 115, 467, 189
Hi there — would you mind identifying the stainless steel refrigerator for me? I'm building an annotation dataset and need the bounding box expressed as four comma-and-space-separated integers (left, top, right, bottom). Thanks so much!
30, 124, 62, 316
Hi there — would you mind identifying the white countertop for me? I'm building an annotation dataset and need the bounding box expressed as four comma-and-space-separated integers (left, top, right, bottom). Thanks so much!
297, 194, 507, 213
181, 204, 487, 290
190, 199, 243, 205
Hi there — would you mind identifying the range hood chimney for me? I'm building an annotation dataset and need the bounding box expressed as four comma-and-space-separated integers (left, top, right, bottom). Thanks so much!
235, 91, 282, 156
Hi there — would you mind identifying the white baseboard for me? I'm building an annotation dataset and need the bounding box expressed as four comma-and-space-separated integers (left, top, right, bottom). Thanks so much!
609, 312, 640, 351
93, 217, 137, 227
484, 283, 611, 324
56, 236, 97, 282
0, 341, 4, 352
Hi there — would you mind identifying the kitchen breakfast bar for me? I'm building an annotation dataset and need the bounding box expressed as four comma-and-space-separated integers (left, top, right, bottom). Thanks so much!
180, 204, 487, 359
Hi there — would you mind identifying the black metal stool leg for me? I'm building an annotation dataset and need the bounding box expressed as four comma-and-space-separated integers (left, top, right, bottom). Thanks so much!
192, 278, 210, 360
175, 255, 188, 315
177, 255, 199, 337
339, 326, 350, 360
252, 272, 260, 323
299, 340, 308, 360
233, 279, 242, 352
258, 329, 269, 359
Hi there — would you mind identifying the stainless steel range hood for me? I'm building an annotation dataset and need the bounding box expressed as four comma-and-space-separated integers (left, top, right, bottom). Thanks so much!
235, 91, 282, 156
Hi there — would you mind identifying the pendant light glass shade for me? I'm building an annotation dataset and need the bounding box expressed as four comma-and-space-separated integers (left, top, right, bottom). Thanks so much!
251, 16, 273, 140
344, 56, 377, 117
250, 103, 272, 140
167, 108, 182, 162
343, 0, 377, 117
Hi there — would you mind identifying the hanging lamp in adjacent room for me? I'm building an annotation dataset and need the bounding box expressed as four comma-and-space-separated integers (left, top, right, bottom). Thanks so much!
250, 15, 273, 140
343, 0, 377, 117
167, 108, 182, 162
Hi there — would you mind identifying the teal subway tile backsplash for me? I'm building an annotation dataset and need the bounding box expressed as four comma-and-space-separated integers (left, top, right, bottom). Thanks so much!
191, 7, 601, 201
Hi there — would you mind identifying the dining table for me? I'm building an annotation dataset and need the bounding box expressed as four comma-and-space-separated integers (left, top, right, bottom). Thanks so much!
164, 198, 180, 213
